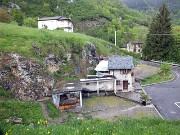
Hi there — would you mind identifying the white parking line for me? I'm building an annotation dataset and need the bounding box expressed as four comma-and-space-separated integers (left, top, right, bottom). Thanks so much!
175, 102, 180, 109
172, 71, 179, 82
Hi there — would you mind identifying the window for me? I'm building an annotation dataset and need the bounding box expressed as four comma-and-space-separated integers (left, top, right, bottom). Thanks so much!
116, 80, 120, 85
120, 69, 130, 74
86, 83, 90, 85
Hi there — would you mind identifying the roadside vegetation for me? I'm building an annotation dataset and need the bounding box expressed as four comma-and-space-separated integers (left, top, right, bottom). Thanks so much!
141, 64, 174, 85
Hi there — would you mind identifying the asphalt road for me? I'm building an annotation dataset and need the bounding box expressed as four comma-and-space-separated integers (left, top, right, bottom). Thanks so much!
142, 62, 180, 120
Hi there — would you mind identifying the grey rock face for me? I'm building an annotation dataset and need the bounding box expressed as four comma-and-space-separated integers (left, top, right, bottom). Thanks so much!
0, 53, 54, 101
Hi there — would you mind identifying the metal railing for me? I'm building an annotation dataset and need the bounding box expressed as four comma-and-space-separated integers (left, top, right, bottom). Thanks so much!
150, 60, 180, 67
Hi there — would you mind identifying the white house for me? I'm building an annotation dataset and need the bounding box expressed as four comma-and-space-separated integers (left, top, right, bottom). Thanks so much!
108, 55, 134, 92
81, 56, 135, 94
122, 42, 142, 53
38, 16, 73, 32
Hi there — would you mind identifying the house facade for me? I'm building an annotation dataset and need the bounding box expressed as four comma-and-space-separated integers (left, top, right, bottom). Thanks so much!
122, 42, 142, 53
38, 16, 73, 32
81, 56, 135, 94
108, 56, 134, 92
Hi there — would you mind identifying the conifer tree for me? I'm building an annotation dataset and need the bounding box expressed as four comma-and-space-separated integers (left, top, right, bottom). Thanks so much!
142, 3, 174, 61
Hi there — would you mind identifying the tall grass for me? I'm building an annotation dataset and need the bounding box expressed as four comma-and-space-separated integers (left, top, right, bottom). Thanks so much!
2, 118, 180, 135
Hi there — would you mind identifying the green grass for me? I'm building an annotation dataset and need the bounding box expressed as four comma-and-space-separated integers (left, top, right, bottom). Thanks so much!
45, 100, 60, 118
83, 96, 135, 108
0, 22, 119, 59
0, 88, 180, 135
141, 72, 174, 85
0, 87, 47, 134
2, 118, 180, 135
0, 87, 12, 99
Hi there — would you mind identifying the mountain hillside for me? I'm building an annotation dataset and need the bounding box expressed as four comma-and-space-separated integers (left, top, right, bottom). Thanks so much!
0, 0, 149, 46
121, 0, 180, 24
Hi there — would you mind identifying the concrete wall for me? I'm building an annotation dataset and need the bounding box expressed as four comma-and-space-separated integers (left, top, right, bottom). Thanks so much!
81, 80, 114, 92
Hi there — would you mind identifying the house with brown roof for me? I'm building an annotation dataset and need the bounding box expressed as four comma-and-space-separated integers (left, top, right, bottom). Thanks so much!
38, 16, 73, 32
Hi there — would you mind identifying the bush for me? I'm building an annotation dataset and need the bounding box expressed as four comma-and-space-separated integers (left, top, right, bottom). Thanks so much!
0, 9, 11, 23
24, 17, 37, 28
160, 63, 171, 74
46, 100, 60, 118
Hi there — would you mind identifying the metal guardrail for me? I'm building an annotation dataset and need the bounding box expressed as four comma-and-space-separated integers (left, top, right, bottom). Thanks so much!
150, 60, 180, 67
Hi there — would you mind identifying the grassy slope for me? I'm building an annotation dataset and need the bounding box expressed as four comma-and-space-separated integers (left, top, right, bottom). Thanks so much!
3, 118, 180, 135
1, 88, 180, 135
0, 22, 119, 59
0, 87, 47, 134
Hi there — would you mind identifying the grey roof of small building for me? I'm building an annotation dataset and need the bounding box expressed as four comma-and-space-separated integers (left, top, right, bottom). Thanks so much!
38, 16, 71, 21
52, 82, 82, 94
108, 55, 134, 69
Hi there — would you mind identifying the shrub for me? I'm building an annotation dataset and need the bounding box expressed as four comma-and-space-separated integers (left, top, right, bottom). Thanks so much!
24, 17, 37, 28
0, 9, 11, 23
160, 63, 171, 74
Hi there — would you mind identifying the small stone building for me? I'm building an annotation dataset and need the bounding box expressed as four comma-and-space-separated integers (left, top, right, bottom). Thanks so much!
52, 82, 82, 110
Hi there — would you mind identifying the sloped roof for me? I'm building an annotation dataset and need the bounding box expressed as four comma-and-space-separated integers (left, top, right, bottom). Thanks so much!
52, 82, 82, 94
108, 55, 134, 69
38, 16, 71, 21
95, 60, 109, 71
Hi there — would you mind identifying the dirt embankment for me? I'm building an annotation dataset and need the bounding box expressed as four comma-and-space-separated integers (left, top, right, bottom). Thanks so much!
133, 64, 160, 79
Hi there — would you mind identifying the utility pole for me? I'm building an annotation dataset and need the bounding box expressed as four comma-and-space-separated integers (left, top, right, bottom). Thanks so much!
115, 30, 116, 46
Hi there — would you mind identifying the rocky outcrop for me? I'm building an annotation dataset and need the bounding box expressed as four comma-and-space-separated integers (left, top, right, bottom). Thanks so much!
0, 41, 104, 100
0, 53, 54, 100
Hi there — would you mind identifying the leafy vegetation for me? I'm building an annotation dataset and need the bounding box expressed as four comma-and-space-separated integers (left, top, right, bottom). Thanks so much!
45, 100, 60, 118
122, 0, 180, 25
0, 9, 12, 23
160, 63, 171, 74
141, 72, 174, 85
0, 87, 12, 99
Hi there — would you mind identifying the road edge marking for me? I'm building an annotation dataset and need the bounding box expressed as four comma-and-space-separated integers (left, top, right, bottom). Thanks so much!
175, 102, 180, 109
172, 71, 179, 82
153, 104, 164, 120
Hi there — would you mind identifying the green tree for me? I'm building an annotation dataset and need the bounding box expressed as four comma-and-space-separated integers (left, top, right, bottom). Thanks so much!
24, 17, 37, 28
142, 3, 174, 61
13, 9, 24, 26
